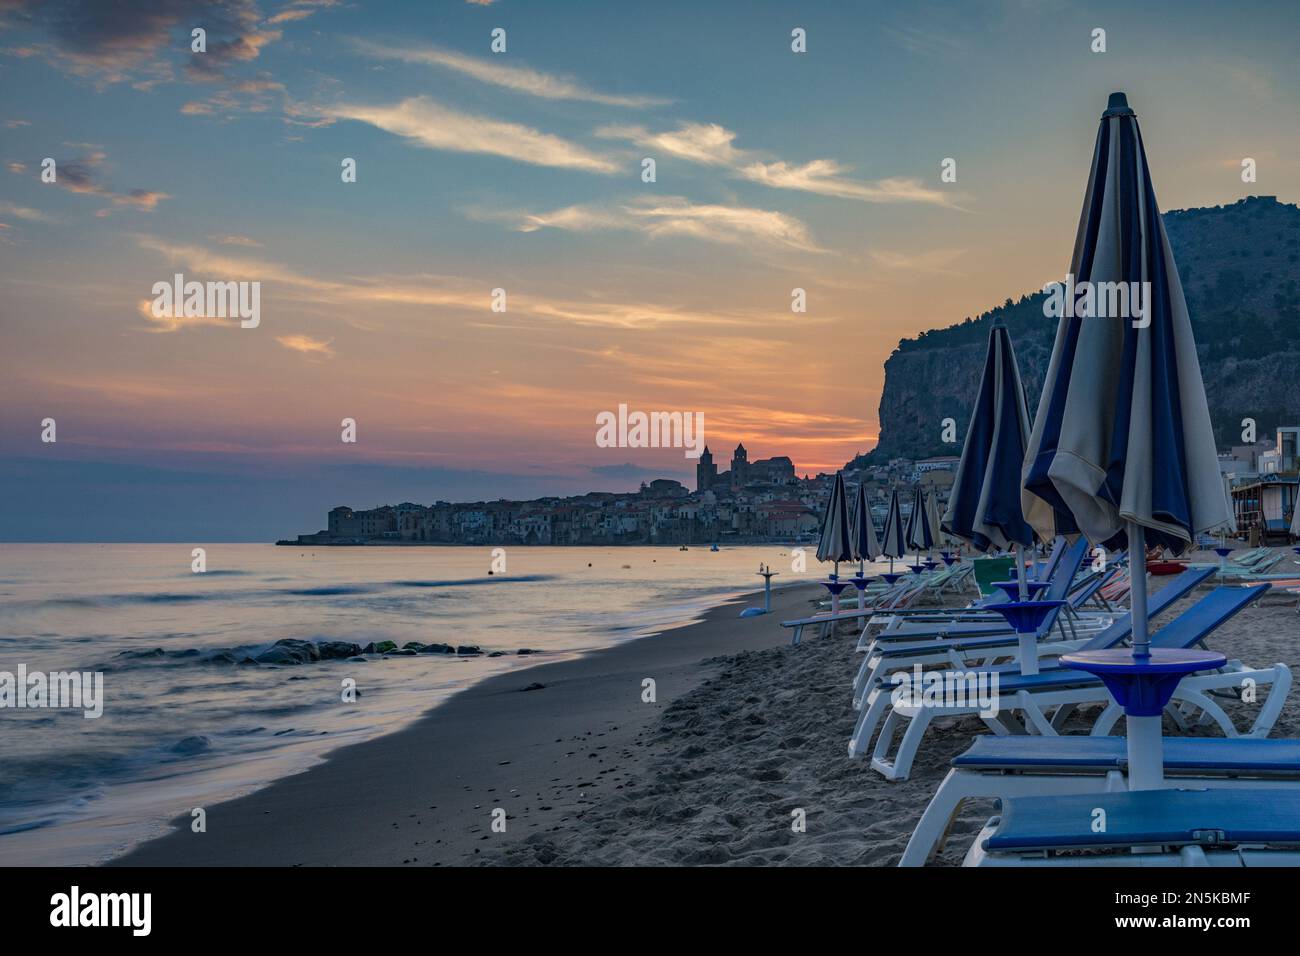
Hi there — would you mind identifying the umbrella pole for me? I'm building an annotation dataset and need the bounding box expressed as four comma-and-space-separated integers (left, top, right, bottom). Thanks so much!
831, 561, 840, 617
1129, 523, 1149, 657
1125, 521, 1162, 790
1015, 544, 1028, 601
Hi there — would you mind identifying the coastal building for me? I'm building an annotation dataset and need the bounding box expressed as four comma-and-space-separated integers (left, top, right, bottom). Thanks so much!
1230, 474, 1299, 539
695, 446, 717, 491
729, 443, 749, 490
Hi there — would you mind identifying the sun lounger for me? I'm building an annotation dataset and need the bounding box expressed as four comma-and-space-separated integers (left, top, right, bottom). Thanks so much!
901, 735, 1300, 866
867, 540, 1079, 623
859, 585, 1286, 780
966, 789, 1300, 866
848, 567, 1211, 710
866, 539, 1090, 644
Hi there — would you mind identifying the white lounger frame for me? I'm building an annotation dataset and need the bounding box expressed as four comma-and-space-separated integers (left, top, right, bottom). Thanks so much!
852, 661, 1291, 780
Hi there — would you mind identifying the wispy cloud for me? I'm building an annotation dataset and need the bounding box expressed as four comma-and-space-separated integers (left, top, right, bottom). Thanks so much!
132, 235, 793, 331
0, 200, 53, 222
0, 0, 287, 87
598, 121, 956, 206
868, 247, 967, 275
134, 295, 228, 333
210, 233, 263, 247
352, 40, 670, 108
42, 149, 170, 216
742, 161, 951, 204
882, 25, 969, 58
267, 1, 339, 26
470, 195, 825, 252
276, 333, 335, 358
326, 96, 621, 173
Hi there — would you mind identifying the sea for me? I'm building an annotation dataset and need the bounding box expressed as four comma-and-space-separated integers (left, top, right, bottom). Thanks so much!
0, 542, 839, 865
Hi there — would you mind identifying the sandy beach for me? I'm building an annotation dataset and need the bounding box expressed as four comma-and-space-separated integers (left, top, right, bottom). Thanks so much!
112, 551, 1299, 867
110, 580, 812, 866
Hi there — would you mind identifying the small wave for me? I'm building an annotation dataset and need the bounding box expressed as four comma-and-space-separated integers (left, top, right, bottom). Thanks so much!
279, 586, 374, 596
390, 574, 556, 588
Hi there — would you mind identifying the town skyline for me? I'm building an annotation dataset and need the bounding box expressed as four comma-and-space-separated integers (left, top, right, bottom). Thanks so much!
287, 441, 965, 547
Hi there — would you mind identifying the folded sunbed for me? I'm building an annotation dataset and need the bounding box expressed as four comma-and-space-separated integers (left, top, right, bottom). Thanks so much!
857, 584, 1285, 780
901, 735, 1300, 866
967, 788, 1300, 866
851, 566, 1211, 707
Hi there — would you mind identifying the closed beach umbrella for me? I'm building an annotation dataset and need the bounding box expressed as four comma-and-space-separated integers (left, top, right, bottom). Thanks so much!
1292, 499, 1299, 538
1021, 92, 1230, 657
880, 487, 907, 572
816, 470, 853, 576
924, 485, 946, 552
943, 320, 1037, 552
941, 319, 1039, 597
905, 486, 935, 562
850, 482, 881, 569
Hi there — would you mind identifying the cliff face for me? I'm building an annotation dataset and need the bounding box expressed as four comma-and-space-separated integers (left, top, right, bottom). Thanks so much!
859, 196, 1300, 465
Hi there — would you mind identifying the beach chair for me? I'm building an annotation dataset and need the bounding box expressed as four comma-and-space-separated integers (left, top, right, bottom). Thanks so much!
865, 568, 1114, 649
849, 567, 1210, 710
865, 539, 1089, 643
901, 735, 1300, 866
850, 570, 1124, 709
965, 789, 1300, 867
783, 574, 935, 643
868, 539, 1072, 621
860, 585, 1287, 780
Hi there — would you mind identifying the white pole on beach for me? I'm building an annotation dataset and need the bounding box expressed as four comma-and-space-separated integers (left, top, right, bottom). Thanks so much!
757, 567, 777, 613
1125, 522, 1163, 790
1008, 541, 1040, 676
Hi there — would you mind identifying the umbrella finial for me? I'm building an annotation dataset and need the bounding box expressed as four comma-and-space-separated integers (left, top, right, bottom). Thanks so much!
1103, 92, 1134, 118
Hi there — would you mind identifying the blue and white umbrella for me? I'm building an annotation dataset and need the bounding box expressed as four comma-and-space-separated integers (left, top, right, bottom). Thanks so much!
880, 487, 907, 573
942, 319, 1038, 598
1041, 94, 1234, 790
850, 481, 881, 570
924, 487, 948, 553
905, 486, 935, 567
1021, 91, 1230, 658
816, 470, 853, 576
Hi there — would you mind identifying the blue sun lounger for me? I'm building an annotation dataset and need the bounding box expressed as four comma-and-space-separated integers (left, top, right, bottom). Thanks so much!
901, 735, 1300, 865
868, 538, 1091, 643
860, 585, 1286, 779
851, 566, 1214, 709
967, 789, 1300, 866
868, 537, 1073, 620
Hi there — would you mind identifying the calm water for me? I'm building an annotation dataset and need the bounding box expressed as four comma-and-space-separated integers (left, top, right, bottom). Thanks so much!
0, 543, 818, 865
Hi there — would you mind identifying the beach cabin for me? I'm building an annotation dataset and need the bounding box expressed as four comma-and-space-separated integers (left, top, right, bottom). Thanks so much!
1231, 475, 1299, 541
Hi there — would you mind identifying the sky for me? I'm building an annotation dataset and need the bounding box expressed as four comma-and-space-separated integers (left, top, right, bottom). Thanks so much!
2, 0, 1298, 541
